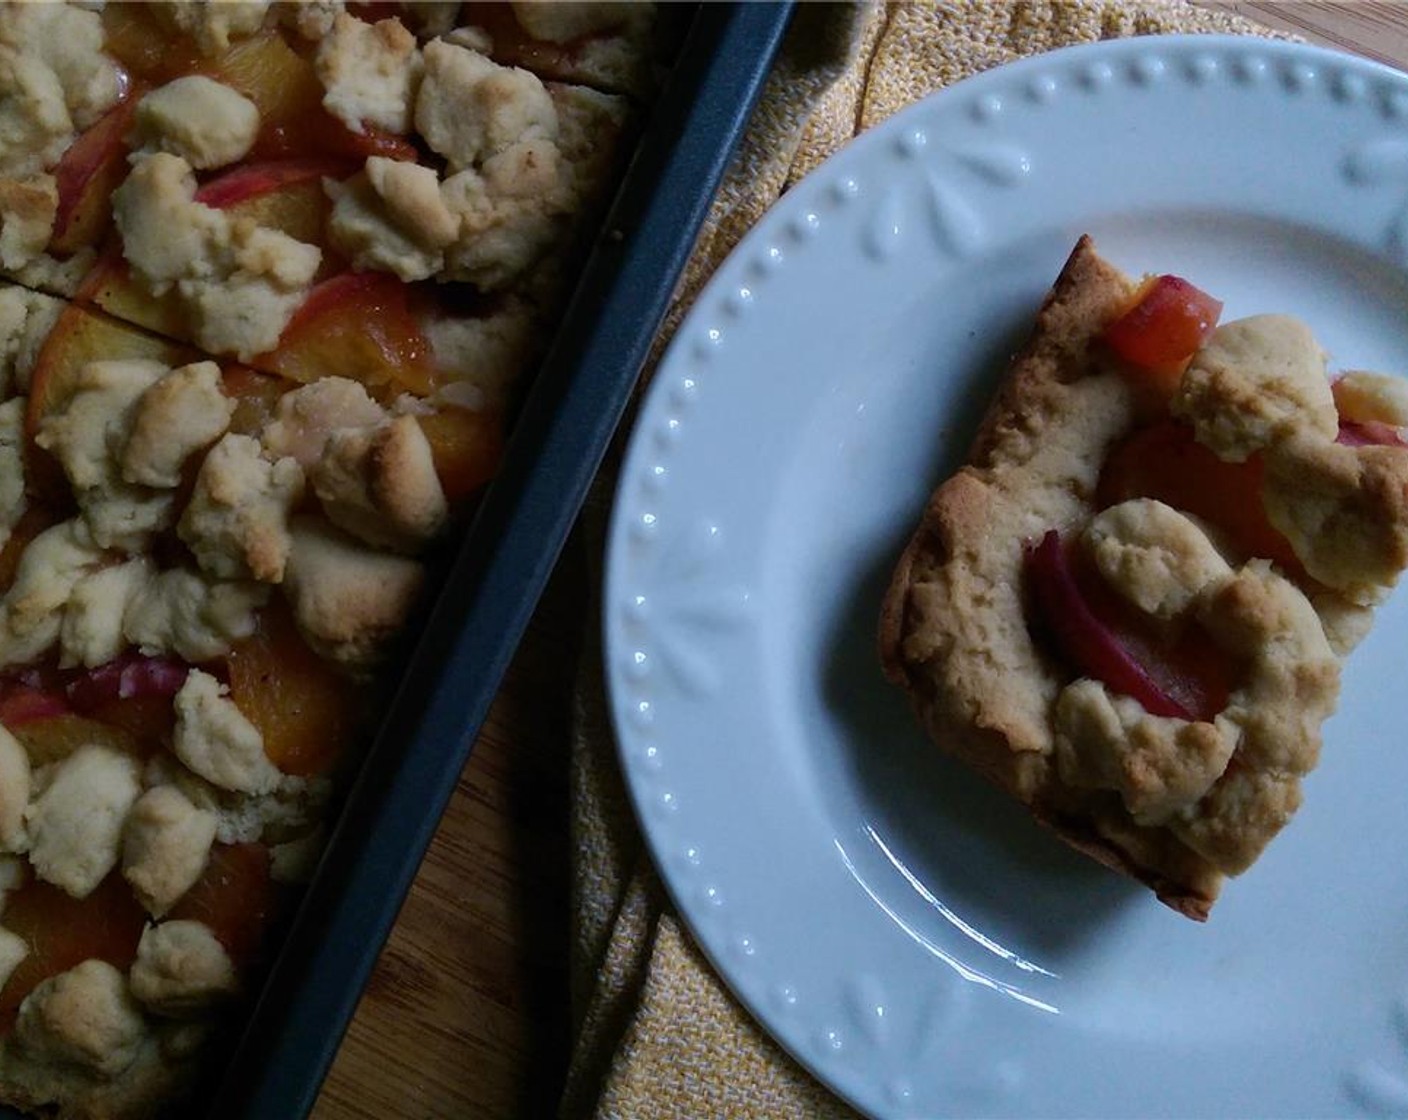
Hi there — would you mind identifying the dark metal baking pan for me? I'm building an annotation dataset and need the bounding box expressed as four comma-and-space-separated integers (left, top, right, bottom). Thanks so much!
189, 5, 796, 1118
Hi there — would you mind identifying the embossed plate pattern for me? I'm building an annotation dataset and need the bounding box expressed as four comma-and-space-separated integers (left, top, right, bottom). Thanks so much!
604, 37, 1408, 1119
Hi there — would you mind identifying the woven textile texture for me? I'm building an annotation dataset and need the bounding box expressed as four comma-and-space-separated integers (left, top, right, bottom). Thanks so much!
564, 4, 1273, 1119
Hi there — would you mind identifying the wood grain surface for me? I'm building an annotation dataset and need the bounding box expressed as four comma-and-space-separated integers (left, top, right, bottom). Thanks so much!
310, 5, 1408, 1118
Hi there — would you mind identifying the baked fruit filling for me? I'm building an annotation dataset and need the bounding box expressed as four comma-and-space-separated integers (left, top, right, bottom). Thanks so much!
0, 1, 660, 1116
880, 236, 1408, 921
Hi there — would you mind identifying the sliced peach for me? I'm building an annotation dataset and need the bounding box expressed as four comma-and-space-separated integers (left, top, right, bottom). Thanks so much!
0, 872, 149, 1033
1102, 275, 1223, 392
260, 271, 435, 395
1097, 420, 1303, 576
222, 365, 292, 436
50, 89, 142, 256
416, 407, 507, 506
167, 843, 276, 969
0, 685, 69, 728
9, 713, 146, 766
224, 602, 365, 778
75, 249, 188, 343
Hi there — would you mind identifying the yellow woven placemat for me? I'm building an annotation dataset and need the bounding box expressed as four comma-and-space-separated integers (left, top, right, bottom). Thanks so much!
564, 4, 1275, 1118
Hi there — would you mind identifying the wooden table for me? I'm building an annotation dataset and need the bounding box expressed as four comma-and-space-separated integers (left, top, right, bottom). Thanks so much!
310, 5, 1408, 1118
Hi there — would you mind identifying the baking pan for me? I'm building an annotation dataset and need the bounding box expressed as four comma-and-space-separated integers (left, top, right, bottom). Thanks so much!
184, 5, 796, 1119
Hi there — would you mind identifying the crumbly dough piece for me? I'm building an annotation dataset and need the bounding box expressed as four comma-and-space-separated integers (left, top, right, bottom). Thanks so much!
132, 77, 261, 171
0, 44, 74, 180
59, 558, 153, 670
123, 569, 268, 663
509, 1, 638, 43
0, 926, 25, 992
423, 297, 539, 405
25, 744, 142, 899
34, 358, 176, 551
1333, 370, 1408, 425
310, 415, 448, 552
315, 12, 423, 135
129, 921, 238, 1017
0, 173, 56, 272
0, 283, 61, 396
1172, 315, 1337, 462
439, 137, 570, 290
172, 669, 280, 795
879, 236, 1399, 919
261, 377, 387, 467
14, 960, 147, 1077
0, 1, 122, 130
325, 157, 457, 282
121, 361, 235, 489
178, 433, 304, 582
121, 786, 217, 917
281, 518, 424, 668
147, 0, 273, 55
0, 519, 106, 669
415, 40, 558, 171
112, 153, 321, 361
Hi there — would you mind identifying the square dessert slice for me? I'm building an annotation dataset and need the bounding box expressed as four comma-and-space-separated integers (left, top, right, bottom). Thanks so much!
879, 236, 1408, 920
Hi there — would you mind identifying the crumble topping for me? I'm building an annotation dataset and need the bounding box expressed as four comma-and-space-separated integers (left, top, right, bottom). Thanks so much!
0, 175, 57, 273
147, 0, 274, 56
0, 2, 122, 131
0, 520, 107, 669
121, 361, 235, 490
132, 77, 261, 172
14, 961, 147, 1077
0, 285, 61, 396
25, 744, 142, 899
261, 377, 387, 467
0, 396, 26, 551
178, 433, 304, 582
112, 154, 322, 361
34, 358, 175, 551
123, 569, 268, 663
315, 12, 423, 135
0, 928, 24, 993
1173, 315, 1337, 462
172, 669, 279, 796
281, 517, 424, 668
311, 414, 447, 553
129, 921, 238, 1017
1333, 369, 1408, 425
59, 558, 153, 670
509, 1, 637, 43
121, 786, 217, 918
325, 157, 457, 282
0, 44, 73, 181
415, 40, 558, 171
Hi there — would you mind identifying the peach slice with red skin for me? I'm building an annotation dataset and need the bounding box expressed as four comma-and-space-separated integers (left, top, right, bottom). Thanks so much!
1097, 420, 1304, 577
259, 271, 435, 395
49, 83, 141, 256
1026, 530, 1236, 722
1102, 274, 1224, 393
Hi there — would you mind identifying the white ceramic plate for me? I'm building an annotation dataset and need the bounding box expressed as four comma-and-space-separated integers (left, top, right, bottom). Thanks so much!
604, 36, 1408, 1119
